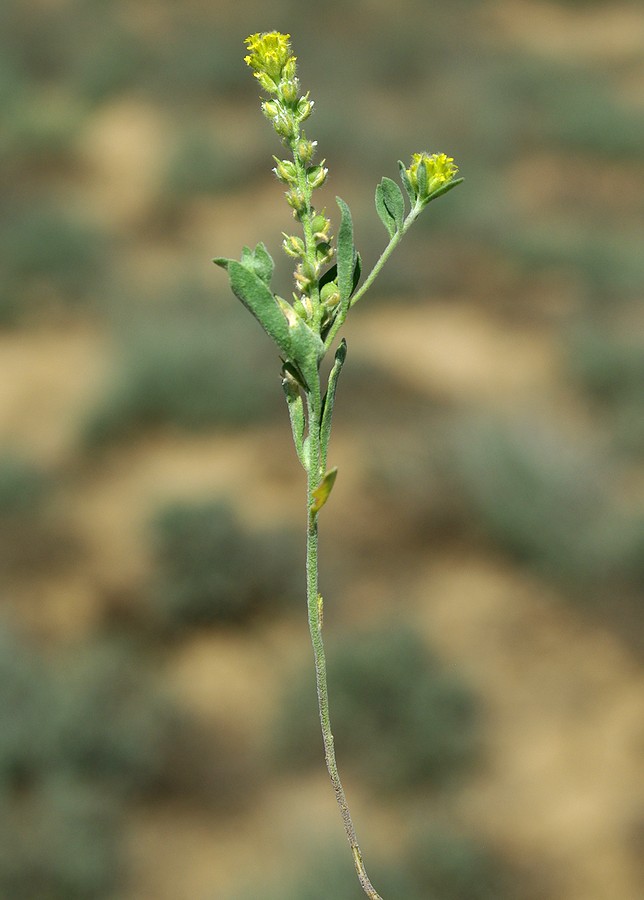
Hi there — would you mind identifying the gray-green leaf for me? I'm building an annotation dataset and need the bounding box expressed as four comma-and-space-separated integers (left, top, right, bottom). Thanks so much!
240, 242, 274, 285
398, 160, 415, 206
336, 196, 355, 305
227, 260, 290, 355
380, 177, 405, 232
375, 182, 396, 237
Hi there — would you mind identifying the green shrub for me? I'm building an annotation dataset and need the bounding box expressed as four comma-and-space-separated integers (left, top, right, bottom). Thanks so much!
0, 454, 78, 575
274, 625, 480, 791
163, 127, 252, 199
149, 499, 299, 628
84, 295, 281, 444
49, 640, 180, 795
0, 776, 121, 900
0, 453, 49, 518
0, 622, 194, 896
0, 206, 105, 323
0, 622, 53, 781
447, 416, 616, 582
231, 825, 523, 900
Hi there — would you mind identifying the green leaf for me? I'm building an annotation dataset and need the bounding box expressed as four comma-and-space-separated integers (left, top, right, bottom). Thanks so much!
311, 467, 338, 514
375, 182, 396, 238
320, 339, 347, 467
240, 242, 274, 285
251, 242, 275, 284
380, 177, 405, 232
425, 176, 464, 204
282, 366, 306, 468
318, 263, 338, 291
336, 197, 355, 305
285, 313, 325, 390
416, 159, 428, 198
398, 160, 415, 206
227, 260, 290, 355
352, 253, 362, 295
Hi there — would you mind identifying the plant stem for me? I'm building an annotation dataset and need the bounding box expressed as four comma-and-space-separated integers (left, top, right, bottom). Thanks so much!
305, 385, 383, 900
324, 204, 422, 352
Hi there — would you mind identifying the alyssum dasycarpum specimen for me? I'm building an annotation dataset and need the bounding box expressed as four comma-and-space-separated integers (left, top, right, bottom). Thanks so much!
214, 31, 463, 900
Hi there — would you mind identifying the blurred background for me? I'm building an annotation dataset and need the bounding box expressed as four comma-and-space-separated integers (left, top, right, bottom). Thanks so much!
1, 0, 643, 897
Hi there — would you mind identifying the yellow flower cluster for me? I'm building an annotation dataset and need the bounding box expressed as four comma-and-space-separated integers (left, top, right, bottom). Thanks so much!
244, 32, 297, 92
406, 152, 459, 200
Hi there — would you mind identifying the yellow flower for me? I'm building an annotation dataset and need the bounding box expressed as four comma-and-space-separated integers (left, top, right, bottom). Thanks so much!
244, 32, 296, 91
406, 152, 458, 199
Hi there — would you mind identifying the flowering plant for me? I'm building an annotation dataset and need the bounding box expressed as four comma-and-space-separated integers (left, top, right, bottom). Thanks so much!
215, 32, 462, 899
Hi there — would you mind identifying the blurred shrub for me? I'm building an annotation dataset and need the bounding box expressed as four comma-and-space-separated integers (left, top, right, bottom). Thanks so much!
84, 293, 281, 444
447, 417, 607, 580
0, 623, 53, 782
0, 624, 181, 796
0, 621, 198, 897
163, 127, 252, 201
0, 453, 49, 517
274, 625, 480, 791
0, 776, 121, 900
568, 324, 644, 455
232, 824, 524, 900
0, 454, 79, 575
0, 206, 105, 323
145, 24, 249, 104
149, 499, 299, 628
405, 826, 515, 900
49, 640, 180, 795
499, 226, 644, 304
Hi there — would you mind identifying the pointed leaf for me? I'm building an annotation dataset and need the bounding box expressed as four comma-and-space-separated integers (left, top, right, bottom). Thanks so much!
311, 467, 338, 514
380, 177, 404, 231
375, 182, 396, 238
352, 253, 362, 295
398, 160, 415, 206
318, 263, 338, 291
240, 242, 274, 284
320, 339, 347, 467
286, 314, 325, 389
250, 242, 275, 284
227, 260, 290, 355
213, 256, 231, 270
336, 197, 355, 305
425, 176, 464, 204
416, 159, 428, 198
282, 366, 306, 468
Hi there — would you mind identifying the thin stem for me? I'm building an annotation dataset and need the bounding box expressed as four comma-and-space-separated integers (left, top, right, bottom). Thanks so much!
324, 203, 422, 353
305, 384, 383, 900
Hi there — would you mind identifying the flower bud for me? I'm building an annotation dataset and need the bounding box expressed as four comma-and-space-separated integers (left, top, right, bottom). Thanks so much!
286, 188, 307, 215
315, 242, 333, 267
296, 96, 314, 122
262, 100, 279, 119
295, 139, 316, 164
283, 56, 297, 81
272, 109, 296, 139
279, 79, 299, 105
282, 233, 306, 258
306, 160, 329, 190
320, 281, 340, 310
294, 260, 315, 292
273, 157, 297, 183
307, 164, 328, 189
311, 213, 331, 240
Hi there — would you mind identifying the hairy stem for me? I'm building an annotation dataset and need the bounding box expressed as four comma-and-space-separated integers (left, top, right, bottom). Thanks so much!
305, 385, 383, 900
